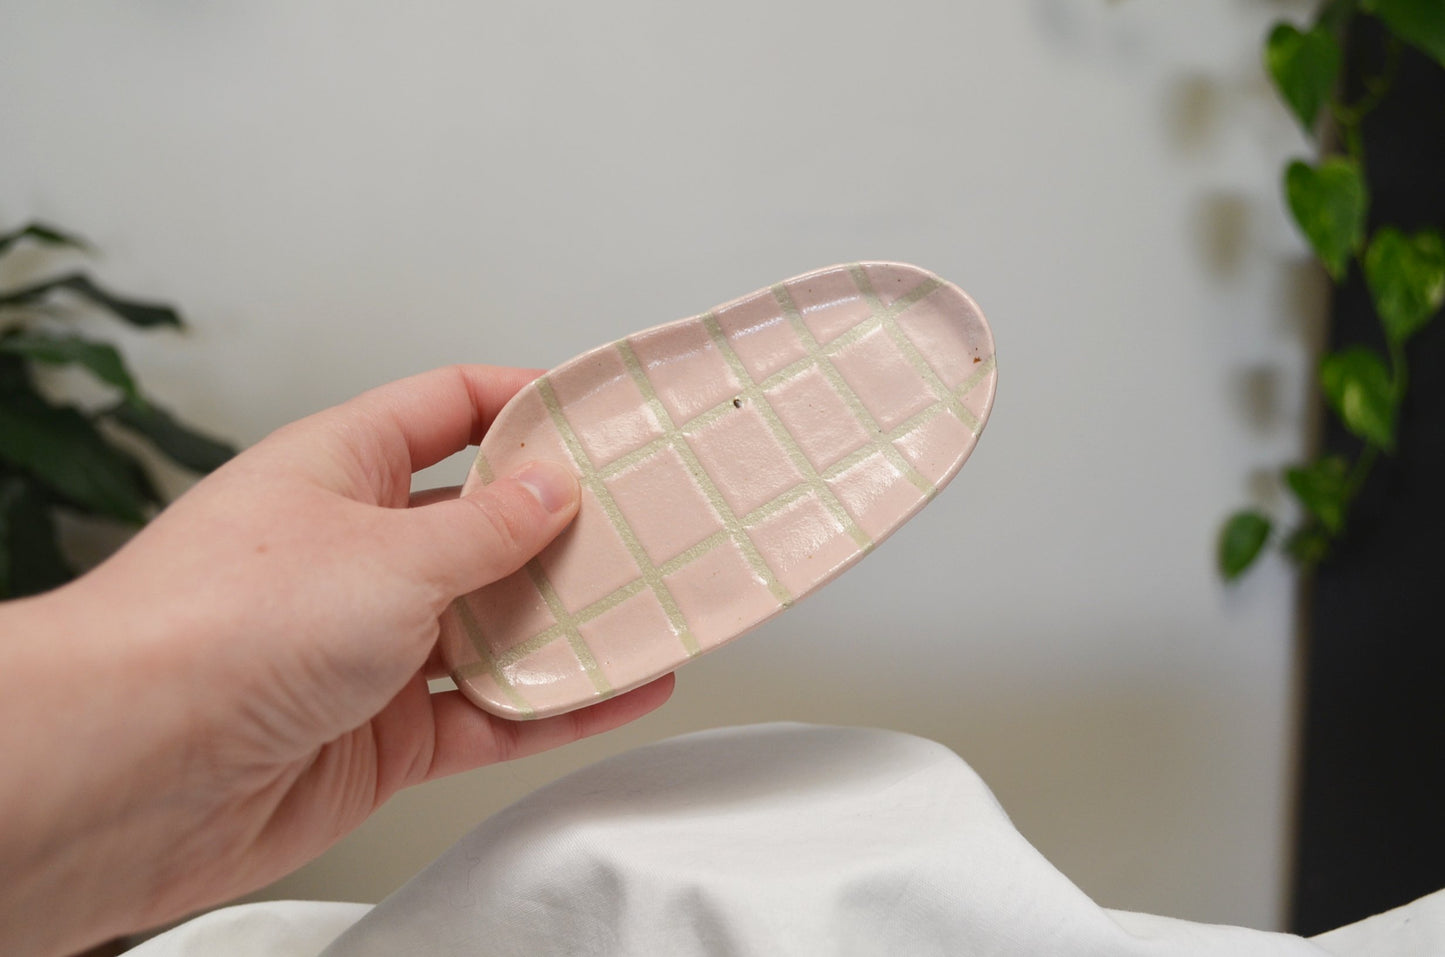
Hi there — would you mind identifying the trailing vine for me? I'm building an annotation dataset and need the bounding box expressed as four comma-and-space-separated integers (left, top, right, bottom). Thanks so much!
1219, 0, 1445, 579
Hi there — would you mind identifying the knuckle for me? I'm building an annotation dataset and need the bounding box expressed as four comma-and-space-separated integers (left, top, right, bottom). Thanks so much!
460, 486, 535, 560
493, 716, 525, 763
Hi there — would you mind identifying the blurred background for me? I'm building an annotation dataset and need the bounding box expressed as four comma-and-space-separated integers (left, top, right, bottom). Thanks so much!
0, 0, 1327, 933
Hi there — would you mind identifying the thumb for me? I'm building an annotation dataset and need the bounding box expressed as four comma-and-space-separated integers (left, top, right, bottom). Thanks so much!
399, 460, 580, 599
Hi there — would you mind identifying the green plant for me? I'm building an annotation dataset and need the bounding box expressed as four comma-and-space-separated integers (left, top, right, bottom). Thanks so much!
1218, 0, 1445, 580
0, 221, 236, 599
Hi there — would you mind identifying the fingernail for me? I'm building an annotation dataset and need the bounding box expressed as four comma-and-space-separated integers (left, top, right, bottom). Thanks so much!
513, 461, 578, 514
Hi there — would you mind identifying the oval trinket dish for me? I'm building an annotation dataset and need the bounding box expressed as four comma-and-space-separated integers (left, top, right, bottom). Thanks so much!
439, 262, 996, 719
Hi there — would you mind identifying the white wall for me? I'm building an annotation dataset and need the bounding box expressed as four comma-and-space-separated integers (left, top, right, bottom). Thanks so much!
0, 0, 1322, 931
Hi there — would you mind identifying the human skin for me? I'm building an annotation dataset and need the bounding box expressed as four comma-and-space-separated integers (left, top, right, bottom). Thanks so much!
0, 365, 675, 957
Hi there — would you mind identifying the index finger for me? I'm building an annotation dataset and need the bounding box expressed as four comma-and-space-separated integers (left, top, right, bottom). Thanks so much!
345, 364, 543, 473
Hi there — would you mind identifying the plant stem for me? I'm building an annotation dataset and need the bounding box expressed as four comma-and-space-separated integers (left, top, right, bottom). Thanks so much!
1344, 443, 1379, 502
1316, 0, 1359, 35
1332, 33, 1401, 143
1386, 336, 1407, 397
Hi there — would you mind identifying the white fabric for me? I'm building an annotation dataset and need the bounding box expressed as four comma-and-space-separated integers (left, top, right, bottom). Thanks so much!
127, 724, 1445, 956
1311, 890, 1445, 957
129, 901, 368, 956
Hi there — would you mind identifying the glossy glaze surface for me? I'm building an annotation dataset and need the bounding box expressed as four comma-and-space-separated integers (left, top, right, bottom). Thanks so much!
439, 262, 997, 718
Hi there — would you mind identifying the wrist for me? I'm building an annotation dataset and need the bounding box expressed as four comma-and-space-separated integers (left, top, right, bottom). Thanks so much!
0, 583, 197, 955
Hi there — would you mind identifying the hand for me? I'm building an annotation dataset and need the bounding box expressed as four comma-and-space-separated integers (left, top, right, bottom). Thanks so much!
0, 365, 675, 957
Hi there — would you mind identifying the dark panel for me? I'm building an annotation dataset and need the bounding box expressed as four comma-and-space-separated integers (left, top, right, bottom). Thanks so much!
1290, 17, 1445, 937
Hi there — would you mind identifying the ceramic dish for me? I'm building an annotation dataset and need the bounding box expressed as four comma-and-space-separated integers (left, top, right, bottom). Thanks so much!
439, 262, 997, 719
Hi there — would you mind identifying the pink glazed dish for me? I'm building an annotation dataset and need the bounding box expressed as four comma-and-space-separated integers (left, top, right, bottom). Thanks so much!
438, 262, 997, 719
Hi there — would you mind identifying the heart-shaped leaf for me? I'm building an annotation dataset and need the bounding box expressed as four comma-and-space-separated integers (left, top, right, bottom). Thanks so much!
1266, 23, 1341, 134
1219, 510, 1272, 580
1363, 0, 1445, 69
1320, 346, 1397, 451
1285, 456, 1351, 534
1365, 227, 1445, 345
1286, 159, 1368, 281
0, 331, 140, 400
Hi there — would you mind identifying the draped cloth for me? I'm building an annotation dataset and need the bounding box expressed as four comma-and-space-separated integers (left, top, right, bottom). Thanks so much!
130, 724, 1445, 956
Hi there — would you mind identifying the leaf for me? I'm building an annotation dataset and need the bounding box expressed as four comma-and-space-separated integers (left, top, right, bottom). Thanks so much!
107, 399, 238, 473
1285, 456, 1351, 534
1363, 0, 1445, 68
0, 222, 90, 258
0, 473, 20, 596
1284, 525, 1333, 567
1219, 510, 1272, 580
1286, 158, 1369, 281
0, 390, 154, 523
1320, 346, 1398, 450
0, 331, 141, 400
1365, 228, 1445, 344
0, 272, 183, 328
0, 471, 75, 599
1266, 23, 1342, 134
0, 353, 35, 395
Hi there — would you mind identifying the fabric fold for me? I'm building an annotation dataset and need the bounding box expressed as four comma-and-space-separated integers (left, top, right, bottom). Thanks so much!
129, 724, 1444, 956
